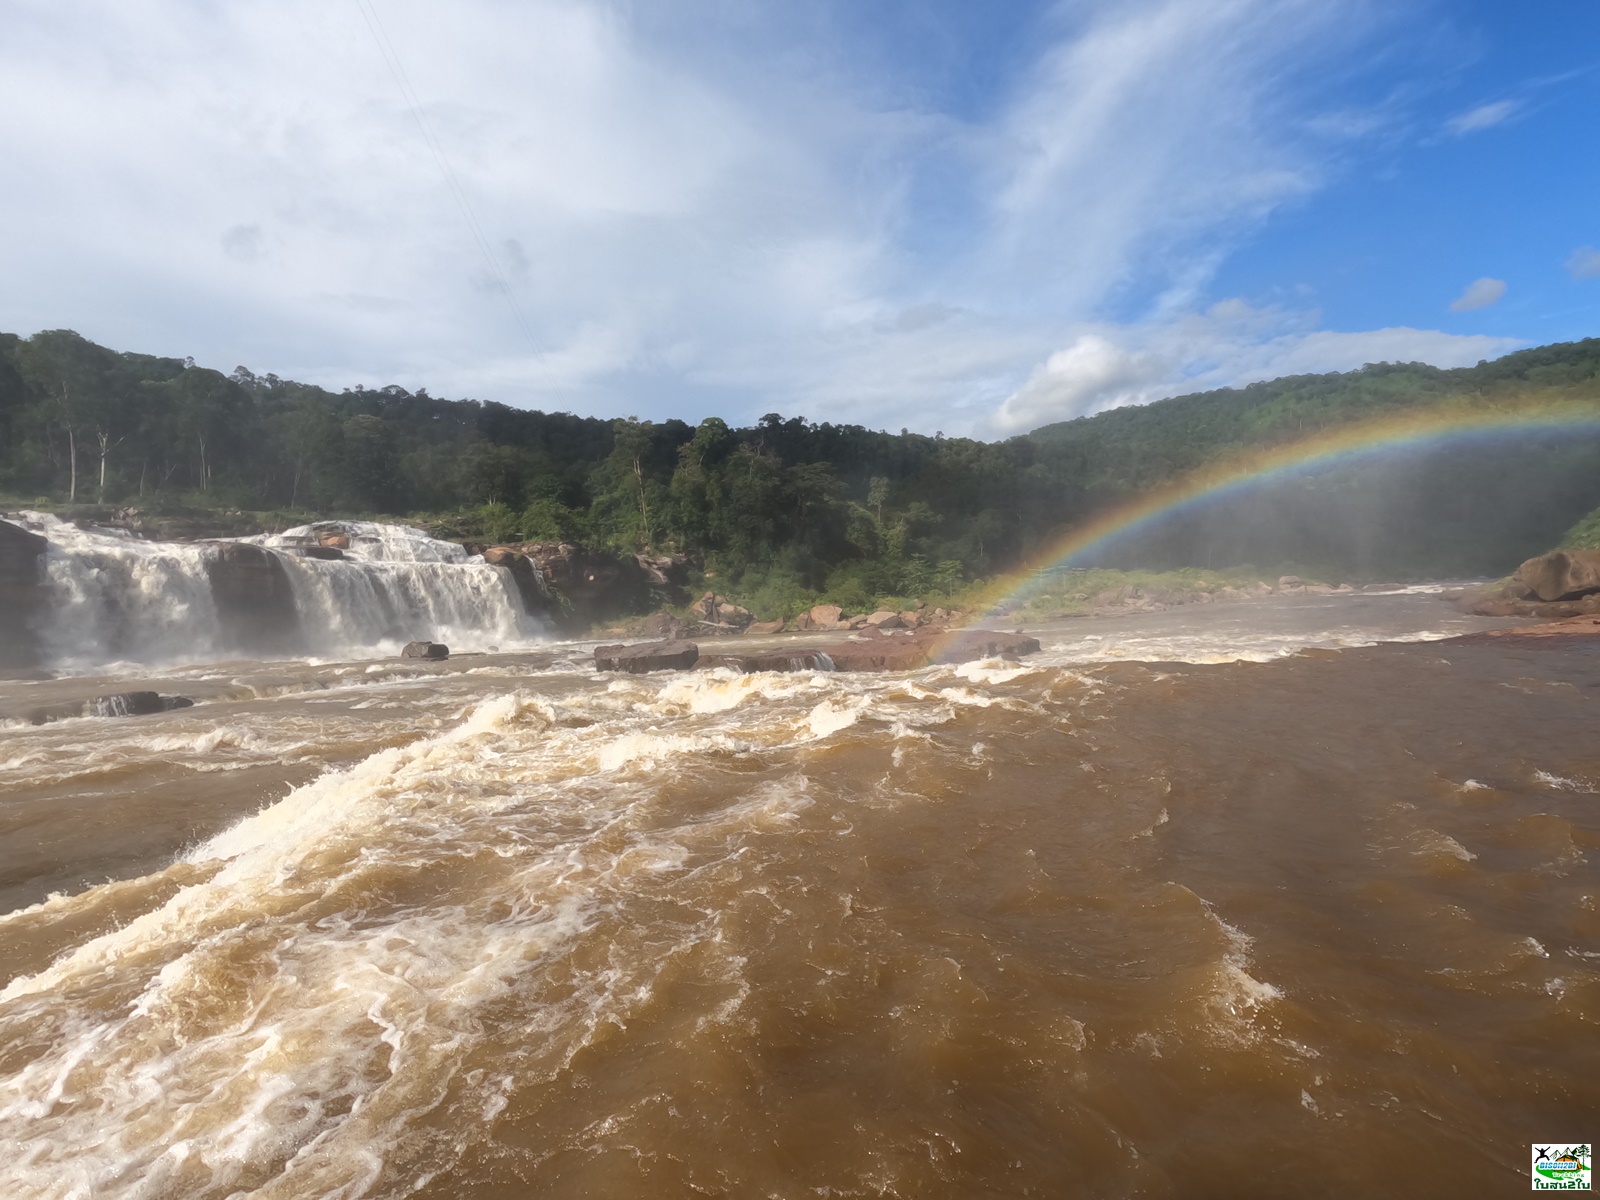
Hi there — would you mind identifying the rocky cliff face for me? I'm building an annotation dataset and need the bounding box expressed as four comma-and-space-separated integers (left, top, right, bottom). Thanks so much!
472, 541, 686, 631
0, 519, 47, 669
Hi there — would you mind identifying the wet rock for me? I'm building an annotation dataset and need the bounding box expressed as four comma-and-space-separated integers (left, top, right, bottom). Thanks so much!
89, 692, 196, 718
702, 649, 830, 673
1517, 549, 1600, 602
813, 628, 1042, 673
317, 531, 351, 550
0, 518, 47, 669
514, 542, 653, 629
478, 546, 549, 617
401, 641, 450, 660
204, 541, 301, 655
594, 639, 700, 673
27, 691, 195, 725
297, 545, 345, 560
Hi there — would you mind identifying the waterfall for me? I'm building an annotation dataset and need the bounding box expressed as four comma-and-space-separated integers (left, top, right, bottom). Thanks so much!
12, 513, 546, 670
260, 523, 543, 657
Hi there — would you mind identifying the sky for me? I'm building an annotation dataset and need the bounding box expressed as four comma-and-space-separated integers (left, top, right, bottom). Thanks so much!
1, 0, 1597, 438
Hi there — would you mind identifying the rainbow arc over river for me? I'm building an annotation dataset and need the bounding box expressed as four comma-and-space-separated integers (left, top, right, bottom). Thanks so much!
972, 401, 1600, 618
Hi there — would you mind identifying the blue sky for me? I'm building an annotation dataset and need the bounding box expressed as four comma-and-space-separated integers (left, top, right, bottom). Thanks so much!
0, 0, 1596, 436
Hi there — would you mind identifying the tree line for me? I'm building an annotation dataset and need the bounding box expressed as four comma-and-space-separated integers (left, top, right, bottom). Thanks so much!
3, 328, 1599, 608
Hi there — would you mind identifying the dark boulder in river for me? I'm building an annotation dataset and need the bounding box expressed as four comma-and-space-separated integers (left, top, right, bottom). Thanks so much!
1517, 549, 1600, 602
203, 541, 300, 654
401, 641, 450, 660
0, 518, 47, 669
27, 690, 195, 725
594, 640, 700, 673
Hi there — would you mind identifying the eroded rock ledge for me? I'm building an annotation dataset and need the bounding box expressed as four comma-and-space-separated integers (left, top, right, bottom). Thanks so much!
595, 628, 1041, 675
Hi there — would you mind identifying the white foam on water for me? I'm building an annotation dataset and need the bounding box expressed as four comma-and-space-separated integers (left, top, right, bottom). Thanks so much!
0, 681, 840, 1198
1535, 770, 1594, 793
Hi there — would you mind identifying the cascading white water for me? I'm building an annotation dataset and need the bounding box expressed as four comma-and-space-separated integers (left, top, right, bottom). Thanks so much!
16, 512, 225, 669
257, 522, 544, 657
13, 513, 546, 670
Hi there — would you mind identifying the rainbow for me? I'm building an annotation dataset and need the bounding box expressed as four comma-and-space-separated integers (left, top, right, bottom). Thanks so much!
972, 401, 1600, 617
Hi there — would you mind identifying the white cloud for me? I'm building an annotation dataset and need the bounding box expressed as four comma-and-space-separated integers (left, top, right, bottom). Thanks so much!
993, 300, 1520, 432
0, 0, 1481, 437
1444, 99, 1520, 136
1568, 246, 1600, 280
1448, 277, 1507, 312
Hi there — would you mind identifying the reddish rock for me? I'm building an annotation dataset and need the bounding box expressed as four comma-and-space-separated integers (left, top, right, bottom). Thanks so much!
743, 618, 786, 635
702, 649, 830, 673
594, 640, 699, 673
318, 531, 351, 550
864, 610, 904, 629
1517, 550, 1600, 602
808, 603, 843, 627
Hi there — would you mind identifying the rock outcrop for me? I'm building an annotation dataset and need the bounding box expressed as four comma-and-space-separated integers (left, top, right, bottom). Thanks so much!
0, 518, 47, 670
594, 640, 700, 673
203, 542, 301, 655
476, 545, 549, 617
689, 591, 752, 632
1517, 550, 1600, 602
401, 641, 450, 660
700, 628, 1042, 674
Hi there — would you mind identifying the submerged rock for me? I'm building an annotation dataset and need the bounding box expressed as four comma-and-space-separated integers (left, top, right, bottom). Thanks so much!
594, 640, 700, 673
401, 641, 450, 660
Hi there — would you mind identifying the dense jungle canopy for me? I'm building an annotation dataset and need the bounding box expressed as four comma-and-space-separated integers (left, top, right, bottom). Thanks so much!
3, 329, 1599, 605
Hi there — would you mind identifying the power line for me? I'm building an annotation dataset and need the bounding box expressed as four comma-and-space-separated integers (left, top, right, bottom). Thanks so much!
352, 0, 556, 384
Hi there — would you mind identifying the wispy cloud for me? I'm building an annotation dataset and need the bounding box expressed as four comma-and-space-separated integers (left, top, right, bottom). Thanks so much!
1444, 98, 1520, 135
1448, 277, 1507, 312
1568, 246, 1600, 280
0, 0, 1527, 437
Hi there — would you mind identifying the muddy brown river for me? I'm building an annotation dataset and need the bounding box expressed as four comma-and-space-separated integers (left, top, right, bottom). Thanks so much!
1, 593, 1595, 1198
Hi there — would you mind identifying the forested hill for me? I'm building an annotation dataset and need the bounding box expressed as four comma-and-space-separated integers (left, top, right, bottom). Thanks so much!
3, 329, 1599, 603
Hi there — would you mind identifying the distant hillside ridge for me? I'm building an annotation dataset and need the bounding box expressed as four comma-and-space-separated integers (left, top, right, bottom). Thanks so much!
2, 329, 1598, 595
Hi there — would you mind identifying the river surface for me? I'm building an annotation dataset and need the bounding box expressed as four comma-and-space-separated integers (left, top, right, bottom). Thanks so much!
1, 593, 1596, 1198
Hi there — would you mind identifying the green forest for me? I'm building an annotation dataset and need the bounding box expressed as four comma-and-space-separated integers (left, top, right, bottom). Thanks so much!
3, 328, 1600, 612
